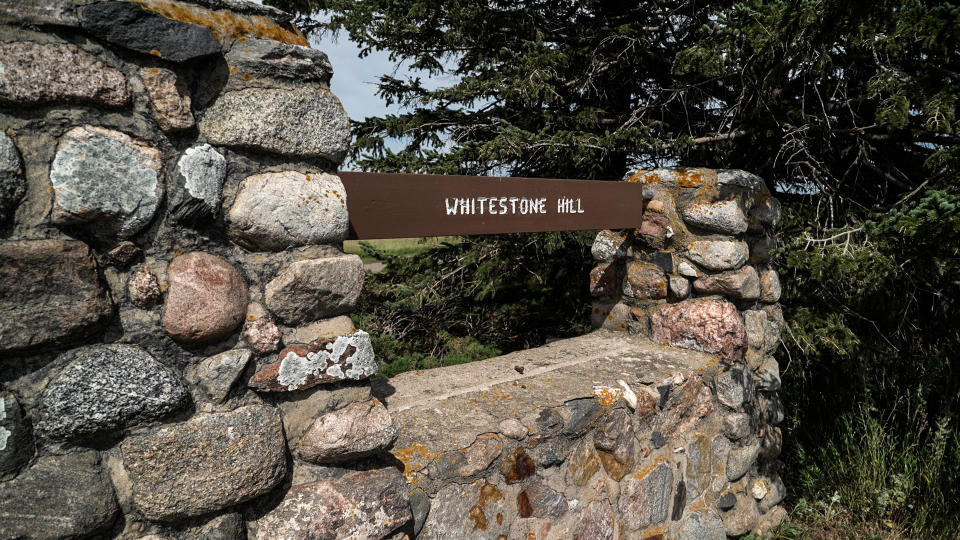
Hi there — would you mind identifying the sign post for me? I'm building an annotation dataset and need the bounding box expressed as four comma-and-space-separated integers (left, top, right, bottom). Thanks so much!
339, 172, 648, 240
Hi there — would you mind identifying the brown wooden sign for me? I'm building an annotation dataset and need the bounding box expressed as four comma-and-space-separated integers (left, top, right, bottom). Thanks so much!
339, 172, 648, 239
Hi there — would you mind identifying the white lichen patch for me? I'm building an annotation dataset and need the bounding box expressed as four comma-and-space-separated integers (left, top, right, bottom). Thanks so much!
177, 144, 226, 212
276, 330, 377, 390
0, 427, 9, 451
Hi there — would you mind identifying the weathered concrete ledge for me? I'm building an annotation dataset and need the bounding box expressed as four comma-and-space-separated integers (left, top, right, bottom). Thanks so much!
379, 331, 785, 539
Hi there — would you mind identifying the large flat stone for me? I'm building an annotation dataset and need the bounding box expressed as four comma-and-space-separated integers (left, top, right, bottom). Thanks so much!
199, 88, 351, 163
37, 344, 189, 441
0, 239, 113, 354
225, 38, 332, 83
162, 252, 248, 343
693, 265, 761, 300
50, 126, 163, 238
251, 468, 411, 539
0, 42, 129, 106
121, 405, 287, 521
650, 299, 747, 360
0, 131, 25, 224
681, 200, 749, 234
0, 451, 119, 539
249, 330, 378, 392
264, 255, 364, 325
298, 398, 397, 463
226, 171, 349, 250
80, 1, 222, 62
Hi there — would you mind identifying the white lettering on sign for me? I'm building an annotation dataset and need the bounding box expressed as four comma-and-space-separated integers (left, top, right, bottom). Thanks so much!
444, 197, 581, 216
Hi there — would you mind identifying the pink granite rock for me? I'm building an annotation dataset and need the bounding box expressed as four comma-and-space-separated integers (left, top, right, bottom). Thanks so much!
650, 299, 746, 360
162, 252, 247, 343
139, 67, 194, 131
242, 318, 282, 354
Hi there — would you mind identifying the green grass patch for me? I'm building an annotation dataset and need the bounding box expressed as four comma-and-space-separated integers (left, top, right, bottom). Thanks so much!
343, 237, 462, 263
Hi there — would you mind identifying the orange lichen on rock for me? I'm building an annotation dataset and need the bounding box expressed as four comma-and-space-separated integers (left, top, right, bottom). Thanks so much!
391, 442, 441, 484
131, 0, 309, 46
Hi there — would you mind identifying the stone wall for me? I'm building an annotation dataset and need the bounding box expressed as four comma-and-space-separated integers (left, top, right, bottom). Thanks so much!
0, 1, 410, 538
0, 1, 786, 538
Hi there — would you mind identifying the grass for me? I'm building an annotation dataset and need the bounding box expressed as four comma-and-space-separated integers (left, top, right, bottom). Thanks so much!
343, 236, 462, 263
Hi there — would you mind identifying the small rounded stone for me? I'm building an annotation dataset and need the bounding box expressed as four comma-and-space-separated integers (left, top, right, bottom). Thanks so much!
498, 418, 528, 439
128, 266, 161, 308
243, 318, 283, 354
162, 252, 248, 343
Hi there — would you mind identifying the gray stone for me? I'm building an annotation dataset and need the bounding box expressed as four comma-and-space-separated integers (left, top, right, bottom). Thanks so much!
410, 488, 431, 537
265, 255, 364, 325
162, 252, 248, 343
756, 357, 781, 391
760, 268, 782, 303
681, 200, 748, 234
685, 240, 749, 271
562, 398, 600, 436
225, 38, 332, 83
128, 266, 162, 308
171, 144, 227, 225
623, 261, 667, 299
693, 266, 761, 300
762, 304, 785, 353
529, 436, 568, 468
744, 309, 766, 351
37, 345, 189, 441
226, 172, 350, 250
723, 413, 752, 440
275, 382, 371, 444
717, 169, 766, 190
717, 492, 737, 511
0, 131, 25, 224
716, 367, 752, 409
669, 275, 691, 299
185, 349, 254, 404
419, 481, 514, 540
140, 67, 194, 132
750, 194, 782, 228
80, 2, 222, 62
723, 495, 760, 536
754, 505, 788, 537
726, 439, 761, 481
121, 405, 287, 521
0, 239, 114, 354
0, 391, 32, 480
591, 230, 628, 261
618, 463, 674, 530
251, 468, 411, 540
0, 451, 119, 539
498, 417, 527, 439
190, 513, 245, 540
573, 500, 614, 540
298, 398, 398, 463
679, 511, 726, 540
249, 330, 378, 391
759, 476, 786, 513
198, 87, 351, 163
593, 409, 635, 481
759, 393, 785, 426
517, 479, 567, 518
51, 126, 163, 237
0, 42, 129, 106
0, 0, 79, 25
678, 260, 701, 277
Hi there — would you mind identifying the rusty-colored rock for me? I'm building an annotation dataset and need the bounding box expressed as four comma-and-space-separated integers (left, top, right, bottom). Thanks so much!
650, 299, 746, 360
162, 252, 247, 343
624, 261, 668, 299
500, 448, 536, 484
589, 262, 620, 297
248, 330, 377, 391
